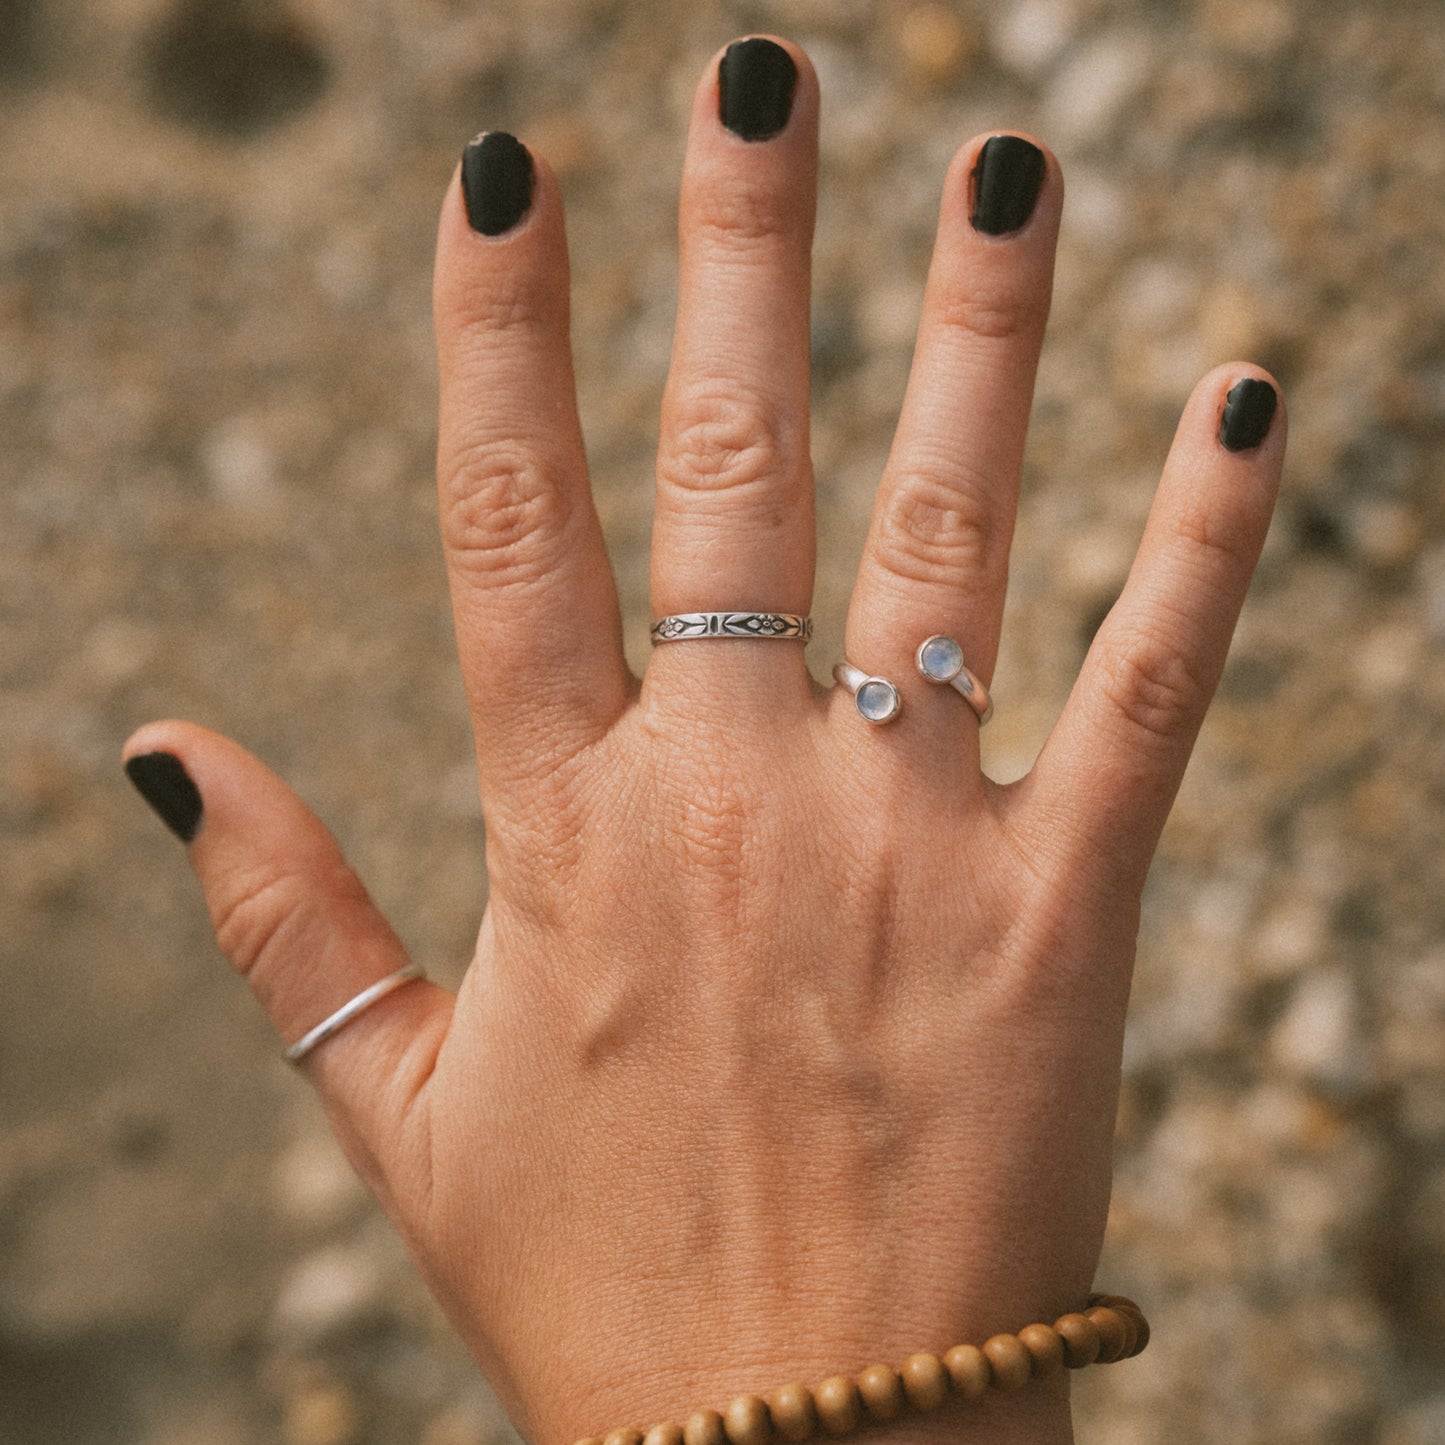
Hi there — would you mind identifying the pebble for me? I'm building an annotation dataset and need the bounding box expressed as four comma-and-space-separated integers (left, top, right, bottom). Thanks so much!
270, 1242, 390, 1344
1268, 968, 1362, 1089
281, 1381, 361, 1445
894, 4, 977, 89
988, 0, 1077, 79
271, 1132, 369, 1234
1044, 31, 1152, 148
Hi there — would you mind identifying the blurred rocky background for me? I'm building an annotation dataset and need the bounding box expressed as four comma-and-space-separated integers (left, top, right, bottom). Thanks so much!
3, 0, 1444, 1441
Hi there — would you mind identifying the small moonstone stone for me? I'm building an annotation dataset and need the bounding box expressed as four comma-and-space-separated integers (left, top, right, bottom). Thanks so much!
918, 634, 963, 681
856, 678, 900, 723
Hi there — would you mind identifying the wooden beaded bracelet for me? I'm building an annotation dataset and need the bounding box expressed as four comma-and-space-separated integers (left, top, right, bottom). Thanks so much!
573, 1295, 1148, 1445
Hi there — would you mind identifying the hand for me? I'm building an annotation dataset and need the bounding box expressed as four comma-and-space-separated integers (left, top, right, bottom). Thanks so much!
124, 35, 1284, 1445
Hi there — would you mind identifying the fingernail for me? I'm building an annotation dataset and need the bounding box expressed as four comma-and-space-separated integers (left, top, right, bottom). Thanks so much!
1219, 378, 1278, 451
461, 131, 534, 236
970, 135, 1046, 236
125, 752, 204, 843
718, 37, 798, 141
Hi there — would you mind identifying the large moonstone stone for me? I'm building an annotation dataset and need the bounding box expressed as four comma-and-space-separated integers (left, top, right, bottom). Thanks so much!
918, 634, 963, 681
856, 678, 900, 723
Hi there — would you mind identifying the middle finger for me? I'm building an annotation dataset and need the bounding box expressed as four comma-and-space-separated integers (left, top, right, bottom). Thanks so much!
649, 37, 818, 688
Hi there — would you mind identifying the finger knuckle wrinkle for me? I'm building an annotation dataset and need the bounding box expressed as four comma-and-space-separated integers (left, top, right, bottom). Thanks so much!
690, 182, 793, 250
453, 282, 553, 338
1174, 503, 1254, 570
213, 868, 313, 982
662, 390, 787, 499
937, 282, 1042, 344
1101, 630, 1209, 744
874, 475, 995, 585
441, 447, 571, 585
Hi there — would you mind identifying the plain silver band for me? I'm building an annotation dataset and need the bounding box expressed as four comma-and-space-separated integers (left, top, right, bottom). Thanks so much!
651, 612, 812, 644
284, 962, 427, 1064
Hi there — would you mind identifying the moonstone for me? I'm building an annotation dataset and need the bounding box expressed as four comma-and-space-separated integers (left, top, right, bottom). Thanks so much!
918, 634, 964, 681
856, 678, 900, 723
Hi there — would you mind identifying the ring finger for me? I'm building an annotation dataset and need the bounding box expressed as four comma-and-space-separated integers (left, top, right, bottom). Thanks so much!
648, 37, 819, 704
846, 133, 1062, 742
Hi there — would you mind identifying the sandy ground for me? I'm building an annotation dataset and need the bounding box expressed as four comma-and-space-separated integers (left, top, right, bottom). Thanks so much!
4, 0, 1445, 1441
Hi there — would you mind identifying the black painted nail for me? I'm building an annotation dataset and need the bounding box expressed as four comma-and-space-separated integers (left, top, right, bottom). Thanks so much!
125, 752, 204, 843
1219, 378, 1278, 451
970, 135, 1046, 236
461, 131, 534, 236
718, 38, 798, 141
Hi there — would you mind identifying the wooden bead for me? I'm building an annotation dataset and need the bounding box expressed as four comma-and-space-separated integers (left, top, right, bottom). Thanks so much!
811, 1377, 862, 1436
684, 1411, 727, 1445
856, 1365, 904, 1420
1053, 1313, 1101, 1369
1086, 1307, 1128, 1364
604, 1431, 643, 1445
1090, 1293, 1139, 1314
643, 1426, 684, 1445
768, 1384, 816, 1442
1125, 1310, 1150, 1356
1017, 1323, 1064, 1379
722, 1396, 771, 1445
899, 1352, 949, 1410
575, 1437, 604, 1445
942, 1343, 991, 1400
981, 1333, 1032, 1392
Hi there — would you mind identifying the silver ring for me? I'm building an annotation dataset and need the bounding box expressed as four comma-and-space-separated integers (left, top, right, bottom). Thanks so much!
833, 661, 902, 724
915, 635, 993, 725
651, 612, 812, 644
284, 962, 427, 1064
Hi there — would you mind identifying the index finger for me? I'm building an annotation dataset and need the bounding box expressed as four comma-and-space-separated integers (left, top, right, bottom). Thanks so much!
434, 134, 630, 810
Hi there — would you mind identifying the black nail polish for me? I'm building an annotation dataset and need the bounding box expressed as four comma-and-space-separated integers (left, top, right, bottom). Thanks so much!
970, 135, 1046, 236
718, 38, 798, 141
461, 132, 534, 236
1219, 378, 1278, 451
125, 752, 204, 843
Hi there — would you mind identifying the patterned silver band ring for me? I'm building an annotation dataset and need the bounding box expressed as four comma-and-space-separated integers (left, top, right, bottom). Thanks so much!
651, 612, 813, 644
833, 660, 902, 724
916, 635, 994, 725
284, 962, 427, 1064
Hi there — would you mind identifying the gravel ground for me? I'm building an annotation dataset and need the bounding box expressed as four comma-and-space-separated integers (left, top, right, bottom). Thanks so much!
4, 1, 1445, 1442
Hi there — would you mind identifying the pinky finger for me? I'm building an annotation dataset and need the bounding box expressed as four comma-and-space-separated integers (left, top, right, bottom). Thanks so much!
1018, 366, 1285, 893
122, 721, 452, 1212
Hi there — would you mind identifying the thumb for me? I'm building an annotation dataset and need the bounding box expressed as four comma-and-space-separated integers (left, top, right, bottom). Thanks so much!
122, 720, 453, 1206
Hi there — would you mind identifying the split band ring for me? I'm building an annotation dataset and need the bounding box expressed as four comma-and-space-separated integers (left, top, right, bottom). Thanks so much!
916, 635, 994, 725
833, 661, 902, 724
651, 612, 812, 644
284, 962, 427, 1064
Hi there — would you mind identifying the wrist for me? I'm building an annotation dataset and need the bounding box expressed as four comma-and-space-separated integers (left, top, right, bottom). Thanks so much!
562, 1299, 1146, 1445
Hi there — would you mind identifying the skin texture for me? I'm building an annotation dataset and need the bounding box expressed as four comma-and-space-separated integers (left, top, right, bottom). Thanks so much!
123, 36, 1285, 1445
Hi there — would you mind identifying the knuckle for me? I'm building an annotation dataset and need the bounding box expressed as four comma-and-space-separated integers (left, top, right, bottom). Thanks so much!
1098, 625, 1210, 745
439, 443, 573, 588
935, 279, 1046, 344
688, 176, 794, 250
212, 866, 315, 982
871, 470, 997, 587
448, 274, 560, 339
661, 387, 790, 502
1173, 499, 1256, 573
